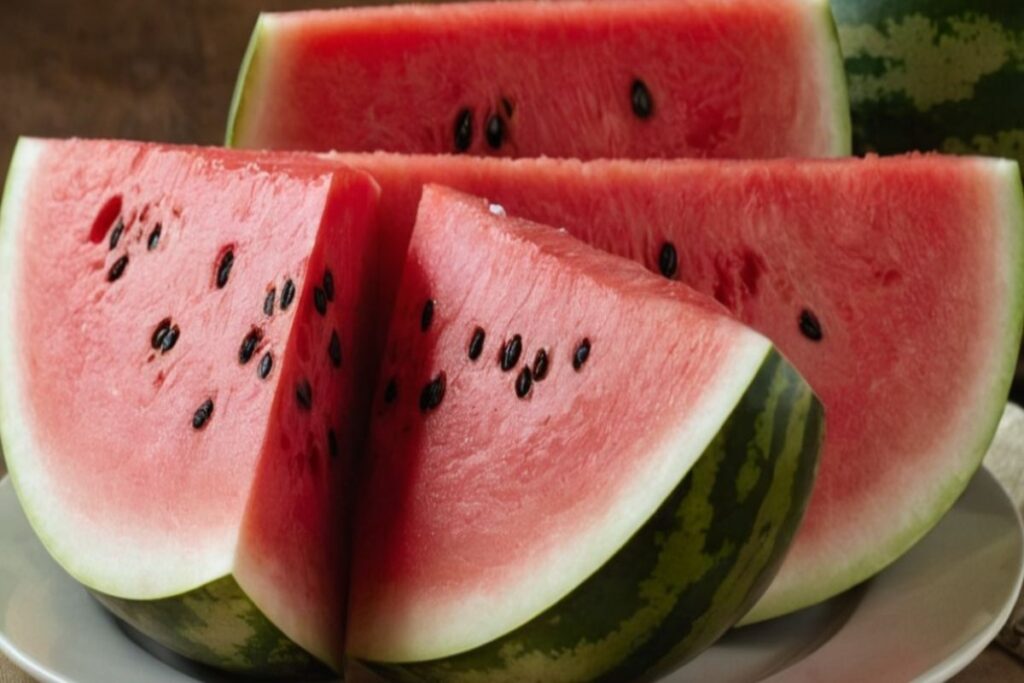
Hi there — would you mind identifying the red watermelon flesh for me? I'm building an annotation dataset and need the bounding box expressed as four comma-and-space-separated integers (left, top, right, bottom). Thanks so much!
336, 152, 1024, 621
347, 185, 819, 673
227, 0, 850, 160
0, 138, 380, 671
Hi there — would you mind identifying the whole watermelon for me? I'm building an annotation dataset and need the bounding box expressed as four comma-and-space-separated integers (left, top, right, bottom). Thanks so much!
833, 0, 1024, 162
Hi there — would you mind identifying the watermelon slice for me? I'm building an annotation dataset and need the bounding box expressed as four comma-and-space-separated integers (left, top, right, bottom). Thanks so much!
334, 152, 1024, 621
0, 138, 380, 674
349, 185, 823, 680
227, 0, 851, 160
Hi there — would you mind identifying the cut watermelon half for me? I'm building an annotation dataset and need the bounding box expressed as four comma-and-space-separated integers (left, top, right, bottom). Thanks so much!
0, 138, 380, 673
349, 185, 822, 680
227, 0, 850, 159
335, 152, 1024, 622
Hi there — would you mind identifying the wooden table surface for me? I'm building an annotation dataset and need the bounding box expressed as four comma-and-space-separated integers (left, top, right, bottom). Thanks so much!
0, 1, 1022, 681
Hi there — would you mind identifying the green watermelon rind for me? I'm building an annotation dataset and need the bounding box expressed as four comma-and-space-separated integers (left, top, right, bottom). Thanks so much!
811, 0, 854, 156
831, 1, 1024, 160
225, 2, 854, 157
225, 14, 266, 148
360, 348, 823, 683
0, 139, 331, 677
93, 577, 328, 677
743, 159, 1024, 623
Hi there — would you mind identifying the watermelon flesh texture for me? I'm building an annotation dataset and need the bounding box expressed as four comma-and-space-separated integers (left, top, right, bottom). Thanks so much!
227, 0, 850, 160
336, 152, 1024, 622
348, 185, 824, 680
0, 138, 380, 673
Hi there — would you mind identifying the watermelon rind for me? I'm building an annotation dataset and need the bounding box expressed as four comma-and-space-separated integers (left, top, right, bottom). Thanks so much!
225, 14, 266, 149
810, 0, 853, 156
743, 158, 1024, 623
93, 577, 327, 676
833, 1, 1024, 162
360, 349, 823, 682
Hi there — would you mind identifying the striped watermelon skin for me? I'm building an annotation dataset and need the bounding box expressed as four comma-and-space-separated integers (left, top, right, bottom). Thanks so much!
833, 0, 1024, 161
93, 578, 327, 677
363, 350, 822, 683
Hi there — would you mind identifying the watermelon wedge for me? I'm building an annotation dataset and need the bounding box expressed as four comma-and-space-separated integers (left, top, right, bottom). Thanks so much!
0, 138, 380, 674
227, 0, 851, 159
334, 152, 1024, 621
349, 185, 823, 680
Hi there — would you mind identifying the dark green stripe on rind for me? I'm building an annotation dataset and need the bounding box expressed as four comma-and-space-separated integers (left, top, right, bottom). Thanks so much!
92, 576, 330, 678
831, 2, 1024, 161
362, 349, 823, 683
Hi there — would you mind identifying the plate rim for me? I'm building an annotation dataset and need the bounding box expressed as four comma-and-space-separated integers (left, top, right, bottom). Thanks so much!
1, 467, 1022, 683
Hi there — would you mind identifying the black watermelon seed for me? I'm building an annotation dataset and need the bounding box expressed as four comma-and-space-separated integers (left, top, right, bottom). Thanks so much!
192, 398, 214, 430
631, 79, 654, 119
314, 286, 328, 316
485, 114, 505, 150
659, 242, 678, 279
500, 335, 523, 372
107, 255, 129, 282
328, 330, 342, 368
515, 366, 533, 399
323, 269, 335, 302
419, 372, 447, 413
384, 377, 398, 404
108, 217, 125, 250
573, 338, 591, 371
280, 279, 296, 311
239, 327, 262, 365
263, 288, 276, 316
151, 318, 172, 350
799, 309, 823, 342
216, 250, 234, 289
147, 223, 162, 251
468, 326, 486, 361
296, 379, 313, 411
532, 348, 549, 381
327, 428, 339, 459
421, 299, 435, 331
502, 97, 514, 117
454, 108, 473, 152
257, 351, 273, 379
160, 324, 180, 354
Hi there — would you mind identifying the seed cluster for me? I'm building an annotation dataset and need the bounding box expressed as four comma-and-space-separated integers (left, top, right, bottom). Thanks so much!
452, 97, 515, 153
386, 295, 592, 413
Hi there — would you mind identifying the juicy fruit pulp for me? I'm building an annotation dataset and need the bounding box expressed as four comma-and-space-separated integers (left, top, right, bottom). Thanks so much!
348, 185, 823, 680
228, 0, 851, 160
0, 139, 380, 672
335, 152, 1024, 621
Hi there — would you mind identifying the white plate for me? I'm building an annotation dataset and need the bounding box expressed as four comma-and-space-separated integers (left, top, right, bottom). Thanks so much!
0, 467, 1021, 683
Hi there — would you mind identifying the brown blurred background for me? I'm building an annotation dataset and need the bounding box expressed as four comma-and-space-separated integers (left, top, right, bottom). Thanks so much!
0, 0, 391, 185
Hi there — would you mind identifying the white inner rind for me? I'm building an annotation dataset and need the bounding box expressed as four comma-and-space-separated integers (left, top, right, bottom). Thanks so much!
0, 139, 235, 599
804, 0, 853, 156
351, 334, 774, 662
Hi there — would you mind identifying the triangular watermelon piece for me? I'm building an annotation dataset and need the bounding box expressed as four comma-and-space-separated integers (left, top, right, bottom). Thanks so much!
335, 152, 1024, 621
0, 138, 380, 673
348, 185, 823, 679
227, 0, 850, 159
